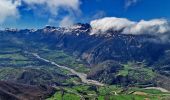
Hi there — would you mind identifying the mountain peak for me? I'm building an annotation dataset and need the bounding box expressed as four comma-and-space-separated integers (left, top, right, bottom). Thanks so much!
45, 25, 57, 29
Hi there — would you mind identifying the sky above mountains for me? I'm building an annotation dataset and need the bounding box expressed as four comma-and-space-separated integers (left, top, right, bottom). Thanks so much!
0, 0, 170, 29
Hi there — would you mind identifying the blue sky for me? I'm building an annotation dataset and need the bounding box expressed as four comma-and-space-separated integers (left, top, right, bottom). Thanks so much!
0, 0, 170, 29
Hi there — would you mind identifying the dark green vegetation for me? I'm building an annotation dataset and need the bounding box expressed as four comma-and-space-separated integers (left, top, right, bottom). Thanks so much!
47, 85, 170, 100
0, 81, 55, 100
38, 49, 90, 73
88, 61, 170, 90
87, 61, 156, 86
0, 46, 83, 86
0, 25, 170, 99
0, 44, 169, 100
0, 39, 158, 87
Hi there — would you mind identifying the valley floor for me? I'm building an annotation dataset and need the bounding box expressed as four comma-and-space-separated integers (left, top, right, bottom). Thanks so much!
33, 53, 170, 100
0, 44, 170, 100
32, 53, 105, 86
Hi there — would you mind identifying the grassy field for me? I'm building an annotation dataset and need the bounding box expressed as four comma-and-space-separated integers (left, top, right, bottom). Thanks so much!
0, 46, 81, 85
47, 85, 170, 100
0, 46, 38, 67
116, 62, 156, 86
38, 48, 90, 73
0, 45, 170, 100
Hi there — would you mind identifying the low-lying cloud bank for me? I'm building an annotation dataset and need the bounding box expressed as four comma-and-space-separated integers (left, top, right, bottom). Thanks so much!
90, 17, 170, 36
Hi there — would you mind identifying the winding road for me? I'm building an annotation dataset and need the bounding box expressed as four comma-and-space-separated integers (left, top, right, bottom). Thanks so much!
144, 87, 169, 93
32, 53, 105, 86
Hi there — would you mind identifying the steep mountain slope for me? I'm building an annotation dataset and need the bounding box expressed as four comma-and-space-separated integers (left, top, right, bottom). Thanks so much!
0, 23, 170, 91
0, 81, 55, 100
2, 24, 169, 65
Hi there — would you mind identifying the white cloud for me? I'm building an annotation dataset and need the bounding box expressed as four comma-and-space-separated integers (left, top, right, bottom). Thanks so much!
0, 0, 21, 23
90, 17, 170, 36
48, 18, 59, 26
23, 0, 81, 26
124, 19, 170, 35
92, 11, 106, 20
59, 16, 74, 27
23, 0, 80, 15
90, 17, 135, 35
125, 0, 140, 8
0, 0, 80, 26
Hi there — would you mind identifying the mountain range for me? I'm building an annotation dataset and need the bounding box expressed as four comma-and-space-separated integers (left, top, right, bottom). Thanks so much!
0, 23, 170, 99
